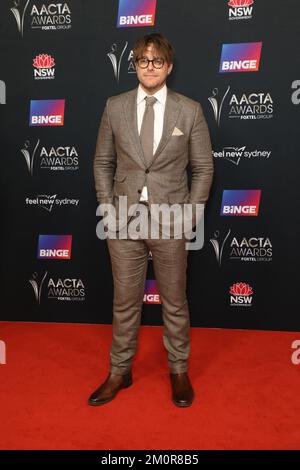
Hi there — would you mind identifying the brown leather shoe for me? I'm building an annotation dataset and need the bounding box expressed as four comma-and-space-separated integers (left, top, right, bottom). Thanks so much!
170, 372, 194, 407
88, 371, 132, 406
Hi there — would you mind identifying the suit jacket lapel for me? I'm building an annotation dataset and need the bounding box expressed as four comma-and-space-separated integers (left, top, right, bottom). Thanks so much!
150, 88, 182, 167
123, 88, 147, 168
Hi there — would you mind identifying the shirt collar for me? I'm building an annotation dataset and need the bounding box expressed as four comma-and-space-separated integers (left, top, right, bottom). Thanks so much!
137, 83, 167, 106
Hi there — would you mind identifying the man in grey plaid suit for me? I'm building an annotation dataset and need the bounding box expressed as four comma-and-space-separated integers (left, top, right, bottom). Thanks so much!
89, 33, 213, 407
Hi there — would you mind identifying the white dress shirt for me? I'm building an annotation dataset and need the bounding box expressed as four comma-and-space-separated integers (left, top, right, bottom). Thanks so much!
137, 83, 167, 201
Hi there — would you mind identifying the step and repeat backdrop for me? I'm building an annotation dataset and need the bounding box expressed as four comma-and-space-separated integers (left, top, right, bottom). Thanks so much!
0, 0, 299, 330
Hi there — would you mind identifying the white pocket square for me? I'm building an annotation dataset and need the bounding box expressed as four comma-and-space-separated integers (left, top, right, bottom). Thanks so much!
172, 127, 184, 136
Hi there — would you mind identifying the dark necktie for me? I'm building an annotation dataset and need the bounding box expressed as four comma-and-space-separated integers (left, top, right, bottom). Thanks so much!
140, 96, 157, 167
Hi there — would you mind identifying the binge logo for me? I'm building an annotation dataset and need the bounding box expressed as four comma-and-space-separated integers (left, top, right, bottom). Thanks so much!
29, 99, 65, 126
221, 190, 261, 216
117, 0, 156, 28
143, 280, 161, 304
220, 42, 262, 73
37, 235, 72, 259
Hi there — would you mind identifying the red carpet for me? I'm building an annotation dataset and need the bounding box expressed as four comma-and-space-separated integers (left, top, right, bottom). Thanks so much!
0, 321, 299, 450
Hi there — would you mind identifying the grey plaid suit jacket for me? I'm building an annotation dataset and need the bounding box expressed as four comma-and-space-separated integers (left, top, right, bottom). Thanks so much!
93, 86, 214, 230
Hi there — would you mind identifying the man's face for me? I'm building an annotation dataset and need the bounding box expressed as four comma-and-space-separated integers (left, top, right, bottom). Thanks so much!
135, 44, 173, 94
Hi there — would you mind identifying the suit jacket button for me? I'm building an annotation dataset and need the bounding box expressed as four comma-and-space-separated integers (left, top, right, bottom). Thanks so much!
138, 189, 142, 193
145, 169, 150, 174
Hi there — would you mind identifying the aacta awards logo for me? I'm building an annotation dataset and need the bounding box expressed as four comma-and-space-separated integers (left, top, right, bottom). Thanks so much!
230, 282, 253, 307
228, 92, 273, 120
229, 236, 272, 262
29, 271, 48, 305
20, 139, 79, 175
47, 277, 85, 302
10, 0, 30, 37
117, 0, 156, 28
33, 54, 55, 80
30, 2, 72, 31
10, 1, 72, 36
29, 271, 85, 304
210, 229, 273, 265
208, 86, 274, 125
208, 86, 231, 126
107, 42, 136, 83
227, 0, 254, 21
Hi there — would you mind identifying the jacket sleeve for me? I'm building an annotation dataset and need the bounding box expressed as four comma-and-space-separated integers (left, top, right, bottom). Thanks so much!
188, 102, 214, 205
93, 98, 116, 205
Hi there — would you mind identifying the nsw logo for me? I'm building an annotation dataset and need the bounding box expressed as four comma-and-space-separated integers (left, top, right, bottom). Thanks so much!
230, 282, 253, 306
33, 54, 55, 80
